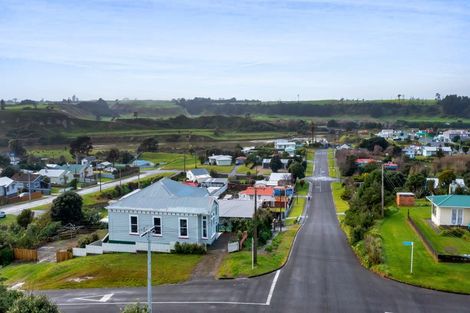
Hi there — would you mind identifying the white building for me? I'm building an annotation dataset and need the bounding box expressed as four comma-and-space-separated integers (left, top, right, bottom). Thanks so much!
186, 168, 211, 182
208, 155, 232, 166
37, 169, 74, 186
376, 129, 396, 139
0, 177, 19, 198
422, 146, 452, 157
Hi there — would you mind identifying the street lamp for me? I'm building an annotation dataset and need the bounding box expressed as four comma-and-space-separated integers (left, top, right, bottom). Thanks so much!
140, 225, 157, 313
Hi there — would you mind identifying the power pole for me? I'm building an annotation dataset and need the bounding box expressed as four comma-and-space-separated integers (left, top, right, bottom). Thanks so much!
98, 169, 102, 192
140, 226, 156, 313
253, 187, 258, 266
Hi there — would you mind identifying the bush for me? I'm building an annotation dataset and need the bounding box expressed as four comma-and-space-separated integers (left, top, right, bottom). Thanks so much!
172, 242, 206, 254
364, 233, 383, 266
16, 209, 34, 229
78, 233, 100, 248
121, 303, 149, 313
0, 246, 14, 266
442, 227, 465, 238
50, 191, 83, 225
8, 294, 60, 313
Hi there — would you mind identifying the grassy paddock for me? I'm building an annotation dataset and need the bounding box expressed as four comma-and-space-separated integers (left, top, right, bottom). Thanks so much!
0, 253, 202, 290
218, 225, 300, 278
141, 152, 234, 172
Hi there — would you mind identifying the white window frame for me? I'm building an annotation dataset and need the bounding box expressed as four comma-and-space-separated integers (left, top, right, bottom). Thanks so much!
178, 217, 189, 238
153, 216, 162, 236
129, 215, 139, 235
202, 216, 208, 239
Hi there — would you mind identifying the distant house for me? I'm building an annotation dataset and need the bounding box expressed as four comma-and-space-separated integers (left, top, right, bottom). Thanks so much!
106, 178, 219, 252
403, 145, 421, 159
239, 186, 275, 205
337, 144, 351, 150
274, 139, 296, 151
262, 158, 289, 169
267, 173, 292, 186
422, 146, 452, 157
355, 158, 376, 167
0, 177, 19, 198
376, 129, 395, 139
132, 160, 154, 168
208, 155, 232, 166
97, 161, 113, 170
396, 192, 415, 206
427, 195, 470, 226
11, 173, 50, 194
442, 129, 470, 142
81, 156, 97, 167
199, 177, 228, 197
219, 199, 257, 219
235, 156, 247, 165
241, 146, 256, 154
37, 169, 74, 186
60, 164, 94, 182
384, 162, 398, 170
186, 168, 211, 182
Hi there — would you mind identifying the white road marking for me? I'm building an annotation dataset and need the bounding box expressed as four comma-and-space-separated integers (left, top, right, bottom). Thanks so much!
266, 270, 281, 305
58, 301, 267, 306
73, 293, 114, 303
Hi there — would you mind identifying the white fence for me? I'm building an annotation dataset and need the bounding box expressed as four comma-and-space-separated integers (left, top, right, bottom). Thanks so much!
72, 241, 174, 257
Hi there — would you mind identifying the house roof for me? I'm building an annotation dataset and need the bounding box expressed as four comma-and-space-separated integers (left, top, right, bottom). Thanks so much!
426, 195, 470, 208
107, 178, 215, 215
38, 169, 67, 178
60, 164, 88, 173
355, 158, 376, 163
240, 186, 274, 196
188, 168, 210, 176
11, 173, 41, 182
208, 155, 232, 161
269, 173, 292, 181
219, 199, 256, 218
0, 177, 14, 187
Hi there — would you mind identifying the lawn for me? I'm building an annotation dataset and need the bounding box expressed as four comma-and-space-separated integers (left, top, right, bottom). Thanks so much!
305, 149, 315, 175
379, 208, 470, 294
30, 148, 74, 163
286, 198, 306, 226
0, 214, 16, 225
141, 152, 234, 173
408, 205, 470, 255
218, 225, 300, 278
0, 253, 202, 290
331, 182, 348, 214
327, 149, 337, 178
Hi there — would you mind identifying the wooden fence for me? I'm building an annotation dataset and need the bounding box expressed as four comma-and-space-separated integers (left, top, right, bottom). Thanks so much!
56, 250, 73, 263
13, 248, 38, 262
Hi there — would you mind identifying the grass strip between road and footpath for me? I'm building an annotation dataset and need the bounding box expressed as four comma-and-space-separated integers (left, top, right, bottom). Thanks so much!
0, 253, 202, 290
331, 183, 470, 294
217, 224, 300, 279
306, 149, 315, 175
327, 148, 337, 178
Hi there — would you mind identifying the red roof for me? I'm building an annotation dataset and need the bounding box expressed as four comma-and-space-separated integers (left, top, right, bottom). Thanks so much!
240, 187, 274, 196
183, 181, 199, 187
355, 158, 376, 164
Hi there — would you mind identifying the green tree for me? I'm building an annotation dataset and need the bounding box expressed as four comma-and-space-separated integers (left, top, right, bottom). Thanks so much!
137, 138, 158, 153
405, 173, 426, 197
106, 148, 120, 166
16, 209, 34, 229
8, 294, 59, 313
358, 136, 389, 151
269, 155, 283, 173
438, 170, 456, 190
0, 278, 21, 313
121, 303, 148, 313
8, 139, 27, 159
69, 136, 93, 159
50, 191, 83, 225
1, 166, 18, 178
0, 99, 5, 110
289, 161, 306, 180
0, 155, 9, 168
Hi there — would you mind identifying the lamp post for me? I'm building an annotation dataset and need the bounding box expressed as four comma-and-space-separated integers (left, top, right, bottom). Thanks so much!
140, 225, 157, 313
253, 186, 258, 266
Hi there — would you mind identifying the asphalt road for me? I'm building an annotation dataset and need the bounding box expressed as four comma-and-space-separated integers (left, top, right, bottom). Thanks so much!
0, 169, 175, 215
43, 150, 470, 312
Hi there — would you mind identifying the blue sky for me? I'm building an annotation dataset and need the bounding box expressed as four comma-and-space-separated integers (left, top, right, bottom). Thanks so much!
1, 0, 469, 101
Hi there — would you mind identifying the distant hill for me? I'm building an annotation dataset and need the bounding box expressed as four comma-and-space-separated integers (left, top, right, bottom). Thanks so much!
109, 100, 186, 117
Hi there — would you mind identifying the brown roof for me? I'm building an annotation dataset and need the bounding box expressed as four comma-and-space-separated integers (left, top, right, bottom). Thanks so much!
11, 173, 41, 182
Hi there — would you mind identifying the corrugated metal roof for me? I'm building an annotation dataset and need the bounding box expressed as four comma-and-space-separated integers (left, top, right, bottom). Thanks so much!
188, 168, 210, 176
0, 177, 14, 187
107, 178, 215, 214
426, 195, 470, 208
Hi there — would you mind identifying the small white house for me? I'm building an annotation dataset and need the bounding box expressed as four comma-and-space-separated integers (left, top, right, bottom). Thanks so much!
186, 168, 211, 182
208, 155, 232, 166
0, 177, 19, 198
427, 195, 470, 226
274, 139, 296, 151
37, 169, 74, 186
422, 146, 452, 157
267, 173, 292, 186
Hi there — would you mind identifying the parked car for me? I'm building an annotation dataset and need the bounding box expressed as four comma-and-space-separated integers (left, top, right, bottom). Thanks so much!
0, 211, 6, 218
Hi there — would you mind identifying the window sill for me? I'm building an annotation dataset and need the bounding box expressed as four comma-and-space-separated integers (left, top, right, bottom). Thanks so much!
129, 233, 139, 236
178, 236, 189, 239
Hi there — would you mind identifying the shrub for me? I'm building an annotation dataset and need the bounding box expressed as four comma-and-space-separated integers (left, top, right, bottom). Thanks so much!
78, 233, 100, 248
50, 191, 83, 225
122, 303, 149, 313
364, 234, 383, 266
172, 242, 206, 254
441, 227, 465, 238
8, 294, 60, 313
16, 209, 34, 229
0, 246, 14, 266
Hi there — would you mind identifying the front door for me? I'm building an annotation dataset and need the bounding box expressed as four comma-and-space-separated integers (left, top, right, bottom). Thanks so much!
451, 208, 463, 225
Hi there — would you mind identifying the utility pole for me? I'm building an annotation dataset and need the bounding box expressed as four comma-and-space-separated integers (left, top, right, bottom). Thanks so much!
98, 169, 102, 192
253, 187, 258, 266
27, 170, 31, 201
138, 167, 141, 189
140, 226, 156, 313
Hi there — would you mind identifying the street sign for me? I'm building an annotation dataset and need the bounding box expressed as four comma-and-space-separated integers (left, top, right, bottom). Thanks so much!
402, 241, 414, 273
403, 241, 413, 246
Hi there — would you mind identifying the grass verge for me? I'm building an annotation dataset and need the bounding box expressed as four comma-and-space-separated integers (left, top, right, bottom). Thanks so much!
327, 149, 337, 178
217, 225, 300, 278
0, 253, 202, 290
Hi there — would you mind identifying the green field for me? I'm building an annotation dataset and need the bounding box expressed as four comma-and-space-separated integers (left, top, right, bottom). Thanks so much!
379, 208, 470, 294
30, 148, 74, 162
141, 152, 234, 173
0, 253, 201, 290
408, 205, 470, 255
218, 225, 300, 278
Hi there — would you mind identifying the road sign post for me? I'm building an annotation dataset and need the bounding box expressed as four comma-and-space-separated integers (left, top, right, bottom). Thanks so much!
403, 241, 414, 274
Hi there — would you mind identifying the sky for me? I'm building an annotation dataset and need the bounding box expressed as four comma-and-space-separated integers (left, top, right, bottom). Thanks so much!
1, 0, 470, 101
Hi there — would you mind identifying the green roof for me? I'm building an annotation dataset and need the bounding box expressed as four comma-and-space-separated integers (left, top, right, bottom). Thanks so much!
426, 195, 470, 208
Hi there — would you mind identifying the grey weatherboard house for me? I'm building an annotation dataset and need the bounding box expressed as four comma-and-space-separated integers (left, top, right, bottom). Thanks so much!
106, 178, 219, 252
